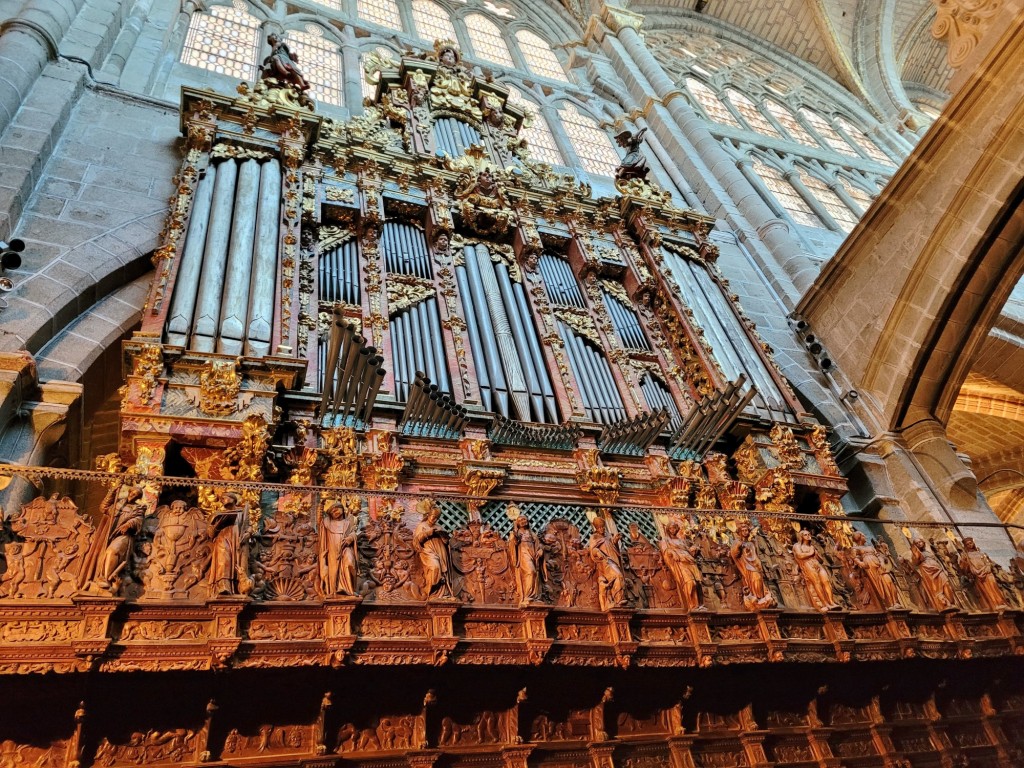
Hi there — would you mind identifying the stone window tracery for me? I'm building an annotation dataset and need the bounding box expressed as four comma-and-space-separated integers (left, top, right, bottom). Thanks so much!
799, 108, 859, 157
839, 175, 875, 213
726, 89, 782, 138
357, 0, 403, 30
752, 159, 823, 228
285, 26, 343, 106
835, 116, 891, 164
181, 1, 261, 81
685, 78, 741, 128
559, 103, 621, 178
514, 30, 568, 82
465, 13, 515, 68
507, 88, 562, 165
764, 100, 818, 147
360, 47, 396, 101
798, 170, 858, 233
412, 0, 457, 43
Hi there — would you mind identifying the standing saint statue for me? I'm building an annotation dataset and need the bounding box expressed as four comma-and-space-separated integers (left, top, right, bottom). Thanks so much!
730, 520, 777, 609
792, 529, 841, 611
659, 522, 705, 611
850, 531, 903, 609
588, 516, 625, 610
507, 509, 546, 604
207, 492, 251, 596
319, 497, 359, 597
413, 500, 455, 600
909, 537, 957, 611
958, 537, 1008, 611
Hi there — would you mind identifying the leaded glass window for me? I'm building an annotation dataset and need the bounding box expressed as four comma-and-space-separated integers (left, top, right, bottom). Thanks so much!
465, 13, 515, 67
412, 0, 456, 43
181, 1, 261, 81
357, 0, 402, 30
559, 103, 620, 177
764, 101, 818, 146
509, 90, 562, 165
725, 89, 782, 138
798, 171, 858, 233
514, 30, 567, 81
835, 116, 891, 164
360, 47, 396, 101
799, 108, 859, 156
685, 78, 741, 127
285, 26, 343, 106
752, 160, 822, 228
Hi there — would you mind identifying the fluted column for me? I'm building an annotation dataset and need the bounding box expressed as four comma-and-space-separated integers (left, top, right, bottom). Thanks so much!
595, 4, 818, 298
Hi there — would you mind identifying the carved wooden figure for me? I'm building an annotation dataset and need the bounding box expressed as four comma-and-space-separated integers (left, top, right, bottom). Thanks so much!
659, 522, 706, 611
2, 494, 93, 600
849, 531, 903, 610
318, 497, 360, 597
508, 509, 546, 604
207, 493, 252, 596
729, 520, 777, 609
412, 499, 455, 600
958, 537, 1009, 611
588, 516, 626, 611
792, 529, 841, 611
909, 537, 958, 611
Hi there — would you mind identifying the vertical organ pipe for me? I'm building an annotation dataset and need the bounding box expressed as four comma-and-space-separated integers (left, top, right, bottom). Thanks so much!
246, 158, 281, 357
512, 283, 558, 423
391, 314, 406, 401
560, 323, 600, 422
417, 302, 437, 384
192, 159, 238, 353
495, 263, 544, 421
167, 165, 216, 346
475, 245, 530, 420
455, 265, 492, 411
427, 302, 451, 394
218, 159, 261, 355
408, 304, 426, 381
463, 246, 509, 415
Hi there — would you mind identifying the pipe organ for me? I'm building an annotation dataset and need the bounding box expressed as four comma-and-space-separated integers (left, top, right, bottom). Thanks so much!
5, 39, 1023, 768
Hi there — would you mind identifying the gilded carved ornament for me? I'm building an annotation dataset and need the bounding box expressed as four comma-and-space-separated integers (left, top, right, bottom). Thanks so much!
361, 431, 405, 491
575, 448, 621, 505
386, 274, 436, 314
768, 424, 805, 470
198, 359, 242, 416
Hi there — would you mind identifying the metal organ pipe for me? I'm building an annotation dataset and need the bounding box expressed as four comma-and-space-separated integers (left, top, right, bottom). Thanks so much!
246, 159, 281, 356
191, 159, 238, 353
463, 245, 510, 416
512, 282, 559, 423
494, 262, 544, 422
167, 164, 216, 347
454, 265, 492, 411
218, 158, 261, 355
559, 322, 601, 423
427, 300, 451, 394
390, 314, 406, 401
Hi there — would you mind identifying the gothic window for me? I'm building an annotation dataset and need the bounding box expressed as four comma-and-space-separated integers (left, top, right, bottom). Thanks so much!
764, 101, 818, 146
181, 1, 261, 81
798, 170, 858, 233
311, 0, 341, 10
559, 103, 621, 177
360, 48, 393, 101
725, 89, 782, 138
835, 116, 892, 164
506, 88, 562, 165
752, 160, 823, 228
357, 0, 402, 30
285, 26, 343, 106
465, 14, 515, 67
412, 0, 457, 43
799, 108, 859, 156
685, 78, 741, 128
839, 175, 875, 214
514, 30, 568, 81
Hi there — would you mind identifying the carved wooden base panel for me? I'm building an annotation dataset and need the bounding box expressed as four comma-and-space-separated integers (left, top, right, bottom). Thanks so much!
2, 659, 1023, 767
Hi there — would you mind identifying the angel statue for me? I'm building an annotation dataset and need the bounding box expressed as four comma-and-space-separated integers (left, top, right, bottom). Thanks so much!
614, 127, 650, 183
261, 34, 311, 92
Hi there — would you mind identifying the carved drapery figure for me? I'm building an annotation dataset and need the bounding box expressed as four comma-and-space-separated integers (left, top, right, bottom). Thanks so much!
850, 532, 903, 610
659, 522, 705, 611
614, 127, 649, 183
81, 483, 146, 595
261, 34, 310, 92
588, 516, 625, 610
507, 510, 545, 604
429, 42, 479, 118
207, 493, 251, 596
958, 538, 1008, 611
730, 521, 777, 609
792, 530, 841, 611
319, 497, 360, 597
909, 537, 957, 611
413, 500, 455, 599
